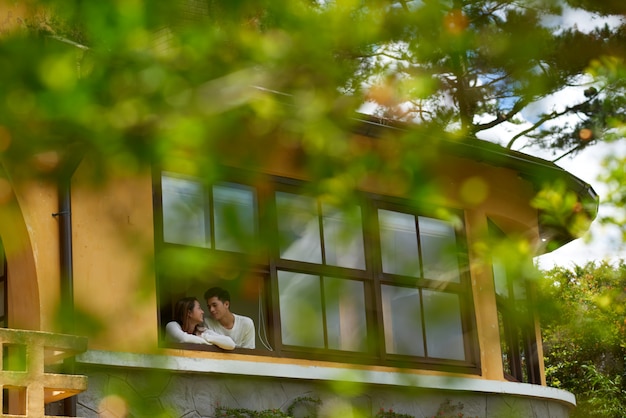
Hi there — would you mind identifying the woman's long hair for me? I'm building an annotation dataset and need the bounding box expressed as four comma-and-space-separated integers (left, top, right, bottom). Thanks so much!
173, 297, 203, 335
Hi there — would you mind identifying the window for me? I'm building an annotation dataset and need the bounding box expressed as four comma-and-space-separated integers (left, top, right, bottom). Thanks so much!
161, 172, 257, 252
276, 192, 365, 269
378, 207, 469, 363
278, 272, 367, 351
156, 171, 478, 372
489, 221, 541, 384
379, 210, 460, 282
274, 190, 369, 353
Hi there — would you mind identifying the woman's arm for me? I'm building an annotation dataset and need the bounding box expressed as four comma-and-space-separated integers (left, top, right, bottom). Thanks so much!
165, 321, 209, 345
201, 330, 236, 350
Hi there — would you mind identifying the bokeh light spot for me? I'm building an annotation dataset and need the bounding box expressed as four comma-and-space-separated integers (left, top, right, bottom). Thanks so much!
460, 176, 489, 206
98, 394, 128, 418
39, 54, 77, 91
579, 128, 593, 141
444, 10, 468, 35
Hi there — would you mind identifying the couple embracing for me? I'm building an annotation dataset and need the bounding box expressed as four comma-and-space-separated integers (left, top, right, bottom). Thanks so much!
165, 287, 255, 350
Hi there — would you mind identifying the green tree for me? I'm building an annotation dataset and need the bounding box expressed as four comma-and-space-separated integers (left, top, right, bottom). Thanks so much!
354, 1, 626, 157
539, 261, 626, 418
0, 0, 624, 180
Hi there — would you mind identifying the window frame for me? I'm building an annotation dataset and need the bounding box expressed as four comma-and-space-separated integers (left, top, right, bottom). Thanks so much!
154, 169, 480, 374
488, 220, 541, 384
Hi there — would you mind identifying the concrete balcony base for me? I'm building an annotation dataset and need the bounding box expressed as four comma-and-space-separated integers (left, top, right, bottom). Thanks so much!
75, 350, 575, 418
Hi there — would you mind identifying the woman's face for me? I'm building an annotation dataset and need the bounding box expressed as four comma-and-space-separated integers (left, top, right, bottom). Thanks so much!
188, 300, 205, 325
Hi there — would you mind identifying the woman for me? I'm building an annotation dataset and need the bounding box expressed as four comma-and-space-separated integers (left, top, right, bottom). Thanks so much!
165, 297, 236, 350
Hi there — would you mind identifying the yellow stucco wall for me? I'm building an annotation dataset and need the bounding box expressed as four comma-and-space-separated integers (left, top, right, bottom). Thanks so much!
70, 162, 158, 352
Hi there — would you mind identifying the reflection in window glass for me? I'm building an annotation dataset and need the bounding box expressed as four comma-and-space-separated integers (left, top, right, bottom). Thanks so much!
492, 256, 509, 298
324, 277, 367, 351
498, 311, 512, 375
213, 183, 257, 252
422, 289, 465, 360
518, 326, 529, 382
278, 271, 324, 348
419, 217, 460, 282
513, 277, 527, 301
493, 257, 527, 301
162, 174, 208, 247
379, 210, 420, 277
322, 204, 365, 270
276, 193, 322, 264
381, 285, 425, 356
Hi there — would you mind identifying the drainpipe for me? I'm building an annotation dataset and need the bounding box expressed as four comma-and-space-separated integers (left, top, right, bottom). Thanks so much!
57, 177, 74, 334
53, 152, 83, 417
57, 173, 76, 416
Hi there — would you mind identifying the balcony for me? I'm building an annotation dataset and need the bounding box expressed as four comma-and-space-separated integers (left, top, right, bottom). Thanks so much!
0, 328, 87, 417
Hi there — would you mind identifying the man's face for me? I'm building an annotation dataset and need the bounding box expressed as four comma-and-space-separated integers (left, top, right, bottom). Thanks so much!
207, 296, 229, 321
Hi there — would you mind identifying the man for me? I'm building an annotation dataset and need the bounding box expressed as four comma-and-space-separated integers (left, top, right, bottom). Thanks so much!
203, 286, 255, 349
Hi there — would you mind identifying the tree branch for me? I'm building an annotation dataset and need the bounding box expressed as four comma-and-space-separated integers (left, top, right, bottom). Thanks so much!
505, 97, 596, 149
474, 97, 529, 132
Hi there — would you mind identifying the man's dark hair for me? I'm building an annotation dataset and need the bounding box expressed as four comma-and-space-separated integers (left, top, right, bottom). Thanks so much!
204, 286, 230, 303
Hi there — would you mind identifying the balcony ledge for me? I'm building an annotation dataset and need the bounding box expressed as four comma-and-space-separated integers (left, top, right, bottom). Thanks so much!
77, 349, 575, 408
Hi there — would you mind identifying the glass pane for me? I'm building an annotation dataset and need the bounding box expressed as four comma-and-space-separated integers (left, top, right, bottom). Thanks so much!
519, 326, 529, 382
276, 192, 322, 264
322, 203, 366, 270
379, 209, 420, 277
492, 256, 509, 298
324, 277, 367, 351
213, 183, 256, 252
419, 217, 460, 282
498, 311, 513, 376
161, 173, 208, 247
513, 278, 527, 301
381, 285, 424, 356
278, 270, 324, 348
422, 289, 465, 360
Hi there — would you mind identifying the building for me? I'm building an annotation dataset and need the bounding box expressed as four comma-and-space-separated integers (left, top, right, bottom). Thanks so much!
0, 1, 599, 417
0, 106, 598, 416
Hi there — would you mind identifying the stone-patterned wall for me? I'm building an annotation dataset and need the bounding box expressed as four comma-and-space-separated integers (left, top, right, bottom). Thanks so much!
75, 365, 572, 418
